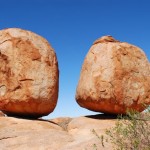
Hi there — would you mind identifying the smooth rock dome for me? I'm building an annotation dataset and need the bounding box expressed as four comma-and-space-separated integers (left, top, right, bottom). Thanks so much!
0, 28, 59, 118
76, 35, 150, 114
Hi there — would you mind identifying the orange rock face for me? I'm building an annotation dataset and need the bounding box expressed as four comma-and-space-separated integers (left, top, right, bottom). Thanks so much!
0, 28, 59, 118
76, 36, 150, 114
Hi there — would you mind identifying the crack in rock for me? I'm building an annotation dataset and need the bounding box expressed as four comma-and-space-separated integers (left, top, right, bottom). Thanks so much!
19, 79, 34, 82
0, 39, 11, 45
0, 136, 18, 141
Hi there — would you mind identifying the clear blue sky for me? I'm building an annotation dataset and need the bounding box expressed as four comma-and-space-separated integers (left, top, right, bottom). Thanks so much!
0, 0, 150, 119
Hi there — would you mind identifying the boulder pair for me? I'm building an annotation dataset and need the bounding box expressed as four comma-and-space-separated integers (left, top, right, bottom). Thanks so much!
0, 28, 149, 118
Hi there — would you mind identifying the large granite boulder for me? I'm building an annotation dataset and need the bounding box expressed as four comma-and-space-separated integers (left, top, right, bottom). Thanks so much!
0, 28, 59, 118
76, 35, 150, 114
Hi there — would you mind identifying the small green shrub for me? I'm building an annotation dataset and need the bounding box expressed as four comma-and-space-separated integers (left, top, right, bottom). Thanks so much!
93, 107, 150, 150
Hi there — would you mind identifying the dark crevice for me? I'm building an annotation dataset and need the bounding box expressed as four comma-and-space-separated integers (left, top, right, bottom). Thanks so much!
0, 39, 11, 45
0, 136, 18, 140
12, 85, 21, 91
32, 58, 41, 61
19, 79, 34, 82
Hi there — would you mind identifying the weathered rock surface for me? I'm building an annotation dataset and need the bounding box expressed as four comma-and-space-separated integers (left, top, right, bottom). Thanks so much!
76, 35, 150, 114
0, 115, 116, 150
0, 28, 59, 118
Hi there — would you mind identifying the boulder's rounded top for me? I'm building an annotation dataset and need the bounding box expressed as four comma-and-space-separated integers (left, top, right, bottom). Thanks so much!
93, 35, 119, 44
